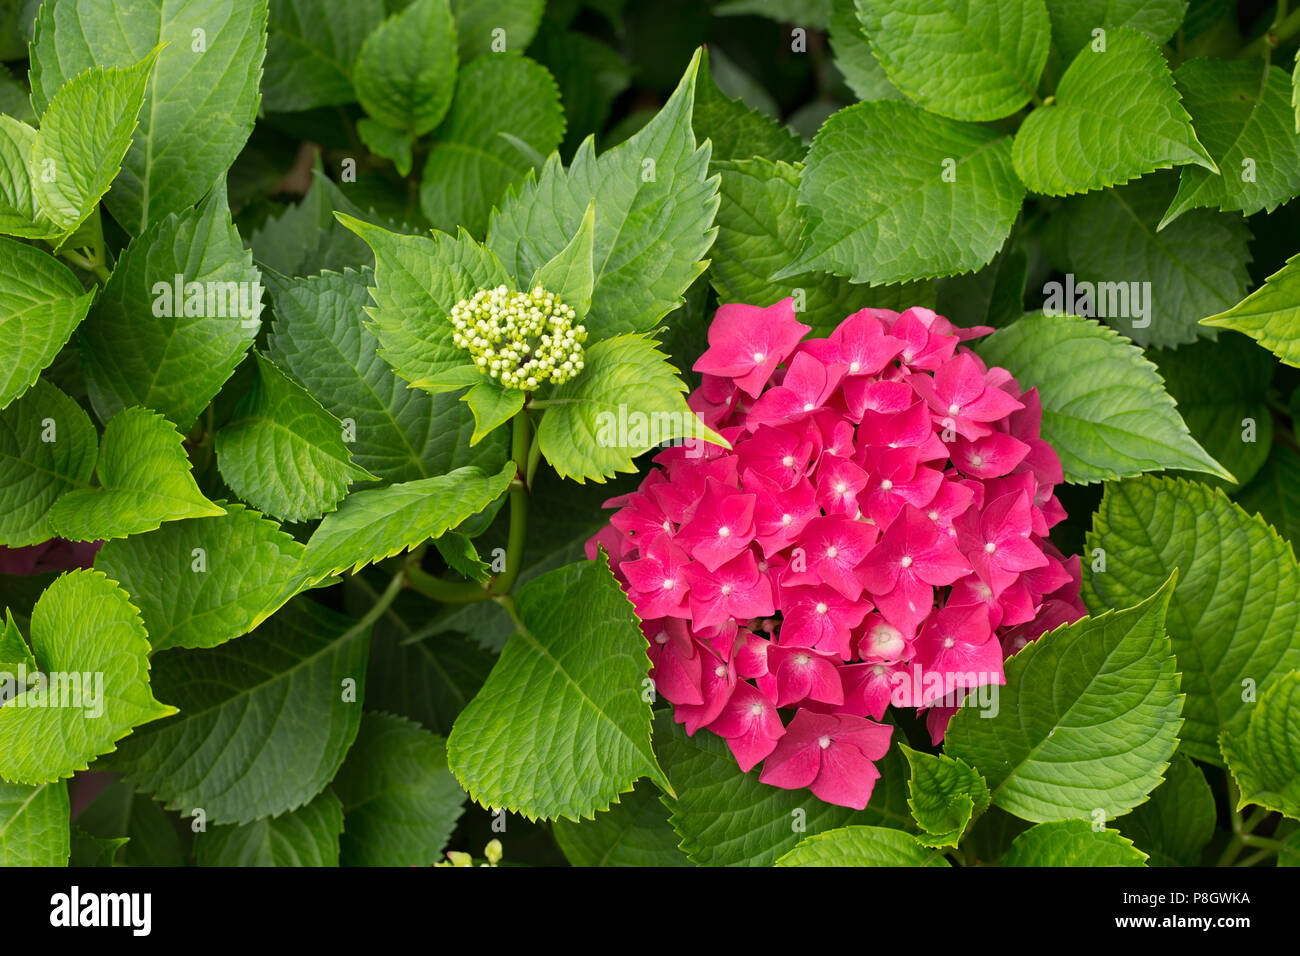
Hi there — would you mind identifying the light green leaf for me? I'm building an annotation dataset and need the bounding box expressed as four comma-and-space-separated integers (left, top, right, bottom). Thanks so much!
431, 532, 489, 585
356, 117, 414, 176
461, 382, 524, 447
30, 49, 158, 238
1043, 172, 1252, 348
0, 380, 97, 547
828, 0, 904, 103
447, 554, 668, 821
104, 597, 370, 825
0, 609, 36, 676
1201, 252, 1300, 367
0, 780, 69, 866
1221, 671, 1300, 820
450, 0, 543, 60
0, 115, 59, 240
0, 570, 176, 785
1084, 476, 1300, 764
249, 160, 370, 278
1001, 819, 1148, 866
1161, 60, 1300, 226
1012, 29, 1215, 196
93, 503, 307, 652
692, 46, 805, 164
529, 199, 596, 322
1150, 334, 1273, 491
29, 0, 268, 234
946, 575, 1183, 823
1236, 444, 1300, 547
655, 711, 914, 866
333, 712, 466, 866
216, 353, 375, 522
711, 158, 935, 336
79, 184, 263, 431
487, 48, 719, 339
552, 781, 689, 867
778, 100, 1024, 284
900, 745, 990, 847
1046, 0, 1189, 57
776, 824, 949, 866
263, 0, 383, 113
194, 788, 343, 866
355, 0, 457, 136
265, 268, 508, 482
49, 407, 225, 542
300, 463, 514, 582
338, 215, 513, 391
0, 238, 94, 410
855, 0, 1050, 121
419, 54, 564, 236
975, 313, 1230, 483
1114, 753, 1215, 866
536, 333, 727, 484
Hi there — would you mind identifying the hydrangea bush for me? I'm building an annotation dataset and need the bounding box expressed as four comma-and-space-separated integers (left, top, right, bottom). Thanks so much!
0, 0, 1297, 872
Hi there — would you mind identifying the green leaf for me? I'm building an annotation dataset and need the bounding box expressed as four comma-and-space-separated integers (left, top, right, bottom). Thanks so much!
933, 236, 1026, 330
450, 0, 543, 60
1201, 252, 1300, 368
49, 407, 225, 542
447, 554, 668, 821
69, 826, 129, 866
93, 503, 307, 652
1114, 753, 1215, 866
0, 238, 94, 410
333, 712, 466, 866
1236, 444, 1300, 547
355, 0, 457, 136
1001, 819, 1148, 866
900, 745, 990, 847
778, 100, 1024, 284
216, 353, 375, 522
78, 184, 263, 431
0, 569, 176, 785
419, 54, 564, 236
249, 161, 370, 278
854, 0, 1050, 121
461, 382, 524, 446
529, 199, 596, 322
1046, 0, 1189, 57
338, 215, 512, 391
945, 575, 1183, 823
1043, 172, 1252, 348
265, 268, 508, 482
531, 21, 631, 157
29, 0, 268, 234
194, 788, 343, 866
104, 597, 370, 825
692, 46, 804, 164
1221, 670, 1300, 820
711, 158, 935, 335
536, 333, 727, 484
300, 463, 514, 582
776, 824, 949, 866
263, 0, 383, 113
487, 47, 719, 339
1161, 60, 1300, 226
716, 0, 832, 27
1012, 29, 1215, 196
0, 115, 59, 240
0, 609, 36, 676
1084, 476, 1300, 764
73, 776, 188, 866
655, 711, 914, 866
30, 49, 158, 238
1150, 334, 1273, 491
828, 0, 905, 103
0, 780, 69, 866
0, 380, 97, 547
432, 533, 490, 584
356, 117, 414, 176
552, 781, 689, 867
975, 313, 1230, 483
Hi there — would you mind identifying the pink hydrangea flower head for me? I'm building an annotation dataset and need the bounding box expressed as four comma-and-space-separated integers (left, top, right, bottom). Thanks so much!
590, 302, 1083, 809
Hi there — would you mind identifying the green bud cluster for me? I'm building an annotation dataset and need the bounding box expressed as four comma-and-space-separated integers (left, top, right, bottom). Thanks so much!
450, 284, 587, 391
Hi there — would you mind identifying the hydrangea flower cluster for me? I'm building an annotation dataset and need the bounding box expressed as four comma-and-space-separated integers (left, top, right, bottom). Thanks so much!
449, 285, 587, 390
587, 300, 1086, 810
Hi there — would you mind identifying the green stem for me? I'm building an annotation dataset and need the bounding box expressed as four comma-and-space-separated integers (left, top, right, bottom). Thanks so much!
1240, 2, 1300, 60
405, 563, 487, 603
342, 569, 406, 640
489, 410, 531, 596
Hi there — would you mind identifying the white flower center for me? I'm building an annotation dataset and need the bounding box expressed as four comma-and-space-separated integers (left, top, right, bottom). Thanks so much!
849, 361, 861, 373
781, 513, 793, 527
815, 602, 828, 615
782, 455, 795, 467
654, 631, 669, 644
942, 637, 955, 649
720, 583, 733, 596
825, 546, 838, 559
714, 664, 727, 678
835, 481, 848, 494
927, 510, 939, 521
900, 555, 913, 568
794, 653, 811, 666
717, 526, 731, 538
753, 351, 766, 363
750, 701, 765, 716
818, 735, 832, 750
984, 542, 997, 553
802, 402, 815, 412
880, 479, 893, 491
948, 403, 961, 416
662, 578, 675, 590
970, 454, 985, 468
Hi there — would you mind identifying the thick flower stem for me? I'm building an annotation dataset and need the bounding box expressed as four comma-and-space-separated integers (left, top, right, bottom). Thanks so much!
489, 409, 532, 596
405, 563, 488, 603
